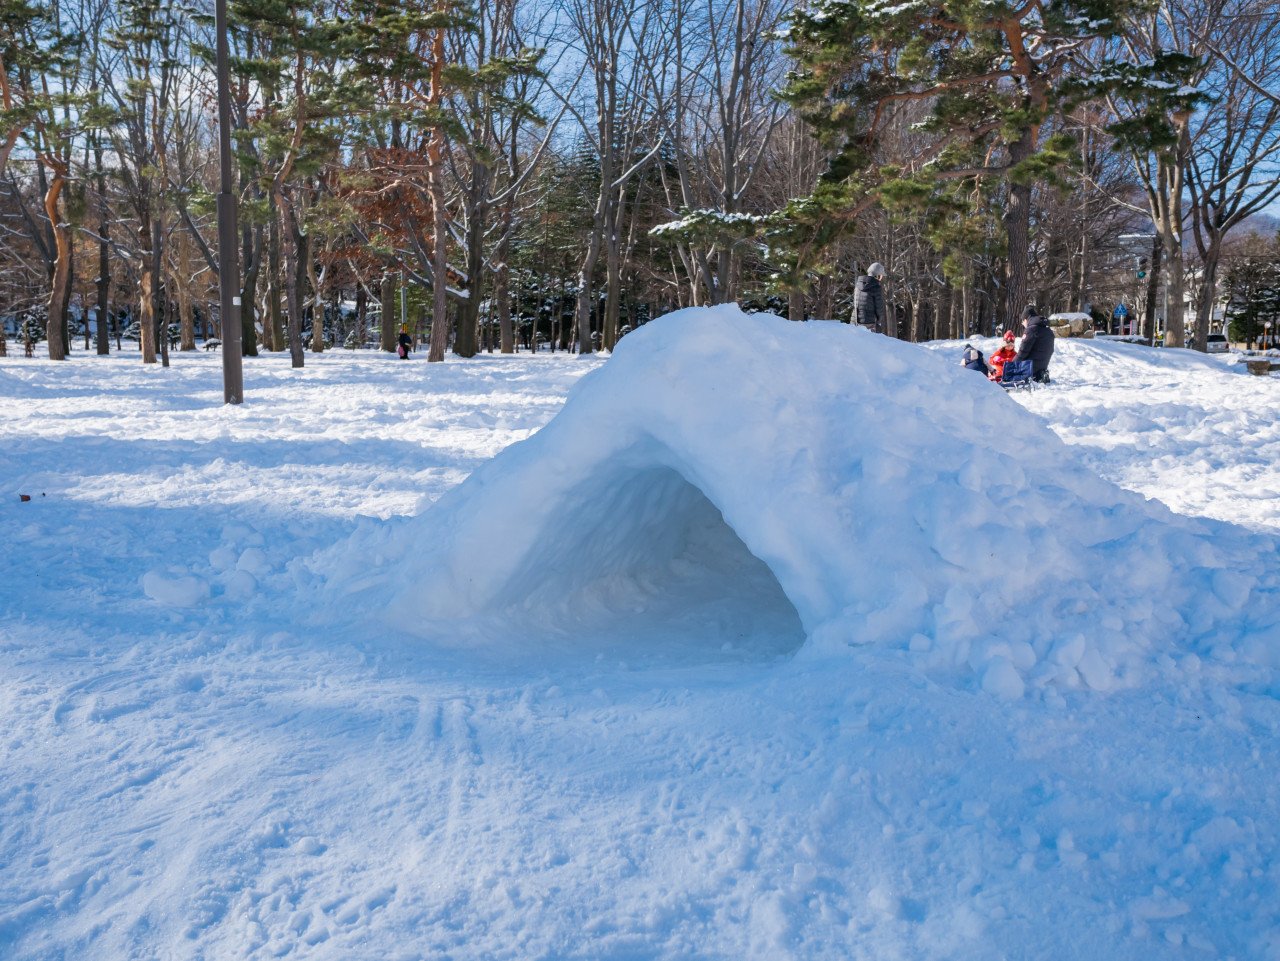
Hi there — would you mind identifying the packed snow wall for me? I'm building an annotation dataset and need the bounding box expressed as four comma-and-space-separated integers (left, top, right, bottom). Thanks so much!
322, 306, 1277, 692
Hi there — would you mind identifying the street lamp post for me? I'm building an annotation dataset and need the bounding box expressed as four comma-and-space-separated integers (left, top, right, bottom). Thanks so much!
216, 0, 243, 404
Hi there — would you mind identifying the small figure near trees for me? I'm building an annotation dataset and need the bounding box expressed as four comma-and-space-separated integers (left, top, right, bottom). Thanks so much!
852, 263, 887, 332
397, 325, 412, 360
1016, 306, 1056, 384
988, 332, 1018, 382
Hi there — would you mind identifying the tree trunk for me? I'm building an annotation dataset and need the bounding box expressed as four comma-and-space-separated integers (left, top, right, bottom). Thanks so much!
62, 245, 72, 354
426, 23, 451, 364
240, 221, 261, 355
154, 216, 170, 368
603, 196, 622, 350
1162, 224, 1185, 348
788, 288, 803, 321
309, 253, 325, 354
496, 239, 514, 354
1003, 131, 1034, 324
176, 232, 197, 350
355, 283, 367, 348
575, 198, 606, 354
1146, 127, 1188, 349
428, 223, 450, 363
1191, 238, 1221, 352
1076, 230, 1091, 315
267, 213, 284, 352
1142, 237, 1162, 345
574, 218, 604, 353
815, 274, 833, 322
455, 156, 490, 358
137, 220, 158, 364
43, 167, 70, 361
96, 191, 110, 355
83, 251, 91, 350
380, 274, 396, 352
455, 196, 486, 358
283, 212, 306, 369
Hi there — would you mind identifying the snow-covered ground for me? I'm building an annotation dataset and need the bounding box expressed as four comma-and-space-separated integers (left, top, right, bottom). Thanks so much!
928, 336, 1280, 533
2, 318, 1278, 960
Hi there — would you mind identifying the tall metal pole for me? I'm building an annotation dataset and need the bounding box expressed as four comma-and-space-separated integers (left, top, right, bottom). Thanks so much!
216, 0, 244, 403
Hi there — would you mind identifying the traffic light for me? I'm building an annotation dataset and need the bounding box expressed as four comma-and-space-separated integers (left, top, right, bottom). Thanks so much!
1136, 257, 1148, 279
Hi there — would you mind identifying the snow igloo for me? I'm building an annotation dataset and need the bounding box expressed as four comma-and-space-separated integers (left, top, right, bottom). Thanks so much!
347, 306, 1271, 687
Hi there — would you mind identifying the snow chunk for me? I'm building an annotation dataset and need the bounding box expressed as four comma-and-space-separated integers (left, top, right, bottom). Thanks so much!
982, 657, 1025, 700
222, 569, 258, 601
235, 547, 271, 577
142, 570, 210, 608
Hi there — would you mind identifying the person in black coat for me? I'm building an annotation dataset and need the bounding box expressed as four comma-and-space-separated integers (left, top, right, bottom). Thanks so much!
397, 325, 413, 359
1015, 305, 1055, 383
851, 263, 886, 331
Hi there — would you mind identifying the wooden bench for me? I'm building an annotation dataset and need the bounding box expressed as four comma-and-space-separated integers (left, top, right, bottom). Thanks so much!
1245, 359, 1278, 375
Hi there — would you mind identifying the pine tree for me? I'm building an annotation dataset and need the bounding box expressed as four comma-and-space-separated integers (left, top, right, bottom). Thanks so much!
2, 0, 82, 360
229, 0, 346, 368
335, 0, 482, 362
770, 0, 1163, 322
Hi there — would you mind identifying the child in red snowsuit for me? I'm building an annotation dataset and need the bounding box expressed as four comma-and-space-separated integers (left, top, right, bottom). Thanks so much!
988, 331, 1017, 382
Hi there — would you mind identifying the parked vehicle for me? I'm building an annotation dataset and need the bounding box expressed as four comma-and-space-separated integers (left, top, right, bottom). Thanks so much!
1206, 333, 1230, 354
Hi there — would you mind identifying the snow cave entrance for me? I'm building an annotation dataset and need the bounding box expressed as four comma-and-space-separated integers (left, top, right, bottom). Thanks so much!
505, 465, 805, 662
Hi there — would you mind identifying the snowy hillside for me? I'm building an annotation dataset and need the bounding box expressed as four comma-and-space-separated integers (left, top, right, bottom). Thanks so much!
2, 315, 1278, 960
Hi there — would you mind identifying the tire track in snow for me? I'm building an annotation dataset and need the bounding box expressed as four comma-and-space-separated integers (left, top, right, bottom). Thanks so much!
439, 698, 483, 854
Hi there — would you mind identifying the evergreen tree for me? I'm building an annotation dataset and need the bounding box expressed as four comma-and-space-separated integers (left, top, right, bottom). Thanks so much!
5, 0, 84, 360
0, 0, 50, 179
767, 0, 1160, 321
230, 0, 346, 368
336, 0, 488, 361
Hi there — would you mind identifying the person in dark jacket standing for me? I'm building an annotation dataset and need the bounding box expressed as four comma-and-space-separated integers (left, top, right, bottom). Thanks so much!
1015, 305, 1055, 383
851, 262, 887, 332
397, 324, 413, 359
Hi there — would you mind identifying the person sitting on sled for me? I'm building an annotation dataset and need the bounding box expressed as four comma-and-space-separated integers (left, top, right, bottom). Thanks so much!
961, 343, 988, 375
988, 330, 1017, 382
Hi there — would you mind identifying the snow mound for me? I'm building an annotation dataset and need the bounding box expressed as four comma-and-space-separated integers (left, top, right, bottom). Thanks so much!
322, 306, 1277, 689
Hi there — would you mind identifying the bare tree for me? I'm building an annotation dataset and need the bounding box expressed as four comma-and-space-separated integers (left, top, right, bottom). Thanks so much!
1182, 0, 1280, 349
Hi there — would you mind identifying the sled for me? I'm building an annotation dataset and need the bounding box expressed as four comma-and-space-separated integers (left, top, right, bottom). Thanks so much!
999, 359, 1036, 391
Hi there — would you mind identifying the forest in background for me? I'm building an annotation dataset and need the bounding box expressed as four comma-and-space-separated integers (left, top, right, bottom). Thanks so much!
3, 0, 1280, 365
